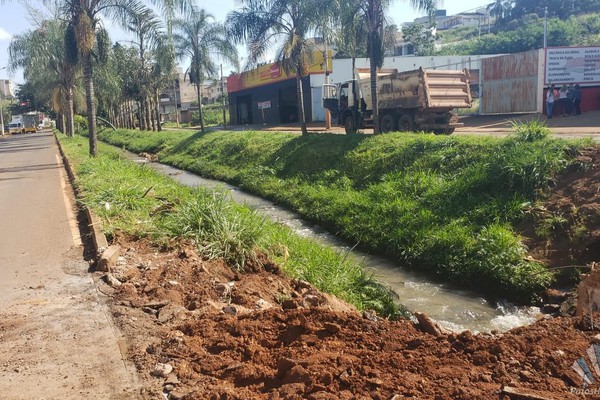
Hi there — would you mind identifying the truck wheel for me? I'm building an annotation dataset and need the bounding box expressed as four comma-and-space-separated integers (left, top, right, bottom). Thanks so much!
397, 115, 415, 132
344, 114, 357, 134
380, 114, 395, 133
433, 128, 455, 135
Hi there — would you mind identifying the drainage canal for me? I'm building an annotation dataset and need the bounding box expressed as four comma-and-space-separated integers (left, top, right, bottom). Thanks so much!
127, 152, 541, 332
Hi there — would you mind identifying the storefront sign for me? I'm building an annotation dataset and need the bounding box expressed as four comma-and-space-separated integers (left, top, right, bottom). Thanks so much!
228, 50, 333, 93
545, 46, 600, 85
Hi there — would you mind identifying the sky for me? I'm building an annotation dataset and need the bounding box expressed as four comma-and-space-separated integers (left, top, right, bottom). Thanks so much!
0, 0, 491, 87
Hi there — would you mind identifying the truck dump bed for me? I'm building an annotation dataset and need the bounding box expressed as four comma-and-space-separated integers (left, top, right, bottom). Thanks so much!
356, 67, 471, 112
422, 69, 472, 109
22, 114, 38, 133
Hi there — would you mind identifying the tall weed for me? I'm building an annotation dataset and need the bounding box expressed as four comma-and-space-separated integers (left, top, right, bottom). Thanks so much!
159, 189, 265, 270
59, 132, 404, 318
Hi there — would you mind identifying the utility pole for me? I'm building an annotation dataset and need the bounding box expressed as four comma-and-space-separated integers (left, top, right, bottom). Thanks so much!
221, 64, 226, 129
324, 36, 331, 130
543, 7, 548, 48
0, 93, 4, 137
0, 67, 6, 136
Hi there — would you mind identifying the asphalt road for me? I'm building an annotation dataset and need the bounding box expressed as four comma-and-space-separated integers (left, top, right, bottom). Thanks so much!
0, 131, 140, 399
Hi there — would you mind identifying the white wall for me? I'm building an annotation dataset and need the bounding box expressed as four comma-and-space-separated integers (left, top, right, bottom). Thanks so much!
310, 55, 499, 121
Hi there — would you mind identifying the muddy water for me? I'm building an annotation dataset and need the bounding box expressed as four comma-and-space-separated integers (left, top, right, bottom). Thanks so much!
128, 153, 541, 333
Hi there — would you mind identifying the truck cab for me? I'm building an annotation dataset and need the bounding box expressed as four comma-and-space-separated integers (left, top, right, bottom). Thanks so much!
8, 121, 23, 134
323, 80, 367, 134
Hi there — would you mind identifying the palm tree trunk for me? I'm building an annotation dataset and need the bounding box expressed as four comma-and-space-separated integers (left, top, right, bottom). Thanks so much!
115, 105, 124, 128
146, 98, 154, 131
142, 99, 147, 130
58, 112, 64, 133
196, 84, 205, 132
83, 53, 98, 156
370, 54, 379, 134
137, 100, 146, 131
125, 102, 129, 128
129, 101, 135, 129
65, 86, 75, 138
296, 75, 307, 135
155, 89, 162, 132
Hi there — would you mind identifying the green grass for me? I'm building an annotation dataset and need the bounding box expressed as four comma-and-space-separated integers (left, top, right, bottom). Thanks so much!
457, 98, 479, 116
58, 133, 406, 319
96, 123, 592, 302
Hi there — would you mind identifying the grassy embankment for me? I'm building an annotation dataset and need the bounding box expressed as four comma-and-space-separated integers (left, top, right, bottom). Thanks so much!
57, 134, 404, 318
98, 124, 590, 303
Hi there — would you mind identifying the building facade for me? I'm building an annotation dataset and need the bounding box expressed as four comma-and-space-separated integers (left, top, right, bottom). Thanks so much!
159, 70, 200, 123
0, 79, 14, 98
412, 8, 490, 31
227, 51, 331, 126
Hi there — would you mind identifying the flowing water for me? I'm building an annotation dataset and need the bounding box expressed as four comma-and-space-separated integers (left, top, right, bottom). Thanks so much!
127, 152, 542, 333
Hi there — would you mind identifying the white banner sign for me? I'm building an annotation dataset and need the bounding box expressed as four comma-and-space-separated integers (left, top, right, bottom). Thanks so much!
258, 100, 271, 110
545, 46, 600, 85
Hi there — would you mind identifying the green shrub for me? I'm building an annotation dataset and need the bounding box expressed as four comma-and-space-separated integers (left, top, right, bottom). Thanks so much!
509, 119, 551, 142
74, 114, 87, 132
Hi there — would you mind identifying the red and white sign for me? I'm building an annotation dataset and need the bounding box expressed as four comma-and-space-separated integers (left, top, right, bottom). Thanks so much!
545, 46, 600, 85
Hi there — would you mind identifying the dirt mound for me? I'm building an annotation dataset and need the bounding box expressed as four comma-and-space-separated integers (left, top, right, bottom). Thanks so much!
522, 146, 600, 268
98, 237, 599, 399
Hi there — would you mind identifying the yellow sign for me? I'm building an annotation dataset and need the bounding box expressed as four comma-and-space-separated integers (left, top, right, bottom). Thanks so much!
228, 50, 332, 93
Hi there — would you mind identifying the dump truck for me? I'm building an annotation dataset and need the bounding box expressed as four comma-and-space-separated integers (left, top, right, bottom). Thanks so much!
323, 67, 472, 134
22, 112, 39, 134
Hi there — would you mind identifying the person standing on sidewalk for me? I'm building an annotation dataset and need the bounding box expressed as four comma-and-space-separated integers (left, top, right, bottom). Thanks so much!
573, 84, 582, 115
566, 84, 575, 115
558, 85, 569, 116
546, 86, 555, 119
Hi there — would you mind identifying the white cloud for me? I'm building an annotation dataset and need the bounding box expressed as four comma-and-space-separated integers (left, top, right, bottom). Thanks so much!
0, 27, 12, 41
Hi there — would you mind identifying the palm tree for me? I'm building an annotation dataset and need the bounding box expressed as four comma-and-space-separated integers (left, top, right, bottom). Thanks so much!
148, 34, 176, 131
62, 0, 147, 157
228, 0, 331, 136
335, 0, 368, 72
9, 20, 79, 137
94, 43, 125, 129
124, 8, 164, 130
173, 6, 237, 132
358, 0, 434, 133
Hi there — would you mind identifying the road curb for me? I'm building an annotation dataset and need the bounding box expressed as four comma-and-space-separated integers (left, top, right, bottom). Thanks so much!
54, 132, 120, 272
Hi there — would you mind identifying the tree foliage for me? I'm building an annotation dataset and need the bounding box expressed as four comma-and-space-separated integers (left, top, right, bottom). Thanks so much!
401, 23, 436, 56
60, 0, 148, 156
8, 19, 80, 136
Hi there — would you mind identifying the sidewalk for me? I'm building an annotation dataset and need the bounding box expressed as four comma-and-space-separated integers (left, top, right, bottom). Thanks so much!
0, 131, 140, 399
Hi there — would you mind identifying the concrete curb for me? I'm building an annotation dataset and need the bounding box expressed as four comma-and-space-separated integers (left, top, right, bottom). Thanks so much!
54, 132, 120, 272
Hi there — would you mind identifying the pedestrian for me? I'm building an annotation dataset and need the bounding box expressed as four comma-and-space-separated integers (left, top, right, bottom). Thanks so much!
558, 85, 569, 116
566, 84, 575, 115
573, 84, 582, 115
546, 86, 555, 119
